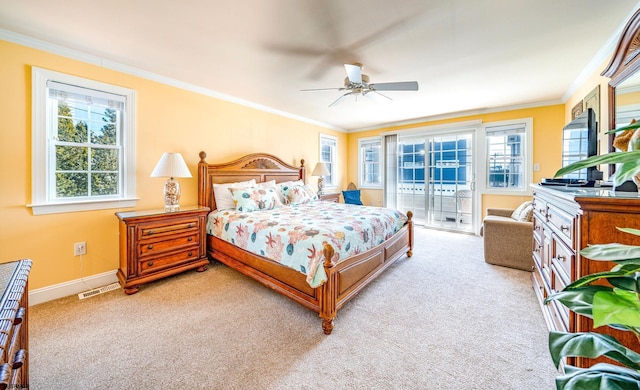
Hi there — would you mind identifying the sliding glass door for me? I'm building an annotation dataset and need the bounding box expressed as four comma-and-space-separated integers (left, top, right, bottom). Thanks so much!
397, 131, 475, 232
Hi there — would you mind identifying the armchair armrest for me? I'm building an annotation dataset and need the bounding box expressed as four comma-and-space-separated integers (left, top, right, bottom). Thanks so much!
486, 208, 515, 218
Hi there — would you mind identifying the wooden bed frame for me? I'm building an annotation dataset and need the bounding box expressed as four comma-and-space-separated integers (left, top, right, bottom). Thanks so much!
197, 151, 413, 334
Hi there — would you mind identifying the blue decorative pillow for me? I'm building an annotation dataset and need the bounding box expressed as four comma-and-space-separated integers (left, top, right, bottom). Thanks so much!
342, 190, 363, 205
229, 187, 282, 212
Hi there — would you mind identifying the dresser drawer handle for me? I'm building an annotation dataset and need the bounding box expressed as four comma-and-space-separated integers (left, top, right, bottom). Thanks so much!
188, 224, 194, 228
147, 261, 154, 267
188, 251, 193, 257
147, 244, 153, 250
561, 225, 570, 232
148, 230, 154, 235
188, 237, 193, 241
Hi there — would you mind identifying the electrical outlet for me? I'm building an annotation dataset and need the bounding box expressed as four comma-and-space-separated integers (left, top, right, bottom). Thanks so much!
74, 242, 86, 256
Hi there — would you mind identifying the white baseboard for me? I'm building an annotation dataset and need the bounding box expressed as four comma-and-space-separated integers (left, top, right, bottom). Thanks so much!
29, 270, 119, 306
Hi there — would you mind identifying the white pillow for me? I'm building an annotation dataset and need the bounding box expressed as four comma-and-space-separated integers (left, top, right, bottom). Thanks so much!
213, 179, 256, 210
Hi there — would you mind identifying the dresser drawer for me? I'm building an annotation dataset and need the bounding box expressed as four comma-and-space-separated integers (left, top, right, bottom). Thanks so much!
138, 232, 199, 256
546, 204, 575, 247
553, 235, 574, 284
138, 218, 200, 239
139, 246, 200, 274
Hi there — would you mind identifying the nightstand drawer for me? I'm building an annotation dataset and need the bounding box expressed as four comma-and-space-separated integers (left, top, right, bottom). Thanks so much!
138, 233, 199, 256
139, 246, 200, 274
138, 218, 200, 239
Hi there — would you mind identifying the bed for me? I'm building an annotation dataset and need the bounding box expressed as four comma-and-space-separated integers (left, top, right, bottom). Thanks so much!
197, 151, 413, 334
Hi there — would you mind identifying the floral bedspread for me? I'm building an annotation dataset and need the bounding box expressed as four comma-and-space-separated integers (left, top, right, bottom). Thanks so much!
206, 202, 408, 288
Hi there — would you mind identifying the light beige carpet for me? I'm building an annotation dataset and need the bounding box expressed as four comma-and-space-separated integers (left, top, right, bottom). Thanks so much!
29, 227, 558, 389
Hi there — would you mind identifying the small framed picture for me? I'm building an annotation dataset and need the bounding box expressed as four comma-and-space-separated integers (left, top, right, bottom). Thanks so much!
571, 100, 583, 120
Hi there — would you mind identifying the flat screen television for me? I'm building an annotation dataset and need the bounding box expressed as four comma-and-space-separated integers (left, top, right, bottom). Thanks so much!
560, 108, 601, 185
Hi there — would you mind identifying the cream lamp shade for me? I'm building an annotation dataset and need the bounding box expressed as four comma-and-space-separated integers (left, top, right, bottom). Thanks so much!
150, 152, 192, 211
311, 162, 330, 195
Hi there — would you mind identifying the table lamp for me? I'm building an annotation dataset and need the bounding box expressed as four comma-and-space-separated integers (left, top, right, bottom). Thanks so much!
150, 152, 192, 211
311, 162, 330, 195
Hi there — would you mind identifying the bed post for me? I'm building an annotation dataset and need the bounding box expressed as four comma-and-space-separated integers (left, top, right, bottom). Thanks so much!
406, 211, 414, 257
198, 151, 209, 209
320, 242, 337, 335
299, 159, 306, 182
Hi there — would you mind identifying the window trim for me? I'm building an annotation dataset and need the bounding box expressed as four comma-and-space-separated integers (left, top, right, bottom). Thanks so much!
319, 133, 337, 189
358, 136, 383, 189
29, 67, 137, 215
478, 118, 533, 196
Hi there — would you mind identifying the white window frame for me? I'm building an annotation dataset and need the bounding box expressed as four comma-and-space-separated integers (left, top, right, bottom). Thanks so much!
478, 118, 533, 195
358, 137, 383, 189
319, 134, 337, 189
29, 67, 137, 215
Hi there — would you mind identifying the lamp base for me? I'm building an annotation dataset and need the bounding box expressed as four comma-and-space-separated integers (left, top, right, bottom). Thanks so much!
164, 177, 181, 212
317, 177, 325, 196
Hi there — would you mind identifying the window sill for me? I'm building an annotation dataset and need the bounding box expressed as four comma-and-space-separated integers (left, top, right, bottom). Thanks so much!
28, 198, 139, 215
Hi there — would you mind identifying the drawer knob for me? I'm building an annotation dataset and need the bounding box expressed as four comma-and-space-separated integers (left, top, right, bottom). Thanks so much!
561, 225, 570, 232
148, 230, 154, 235
188, 224, 194, 228
147, 261, 153, 267
188, 251, 193, 256
147, 244, 153, 250
188, 237, 193, 241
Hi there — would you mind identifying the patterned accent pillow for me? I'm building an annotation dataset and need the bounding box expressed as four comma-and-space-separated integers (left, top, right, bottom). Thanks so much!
229, 187, 283, 212
511, 201, 533, 222
277, 180, 304, 204
283, 184, 318, 205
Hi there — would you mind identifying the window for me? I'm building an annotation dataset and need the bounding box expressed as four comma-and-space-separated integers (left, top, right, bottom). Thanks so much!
30, 67, 136, 215
319, 134, 337, 188
358, 137, 382, 188
481, 119, 532, 193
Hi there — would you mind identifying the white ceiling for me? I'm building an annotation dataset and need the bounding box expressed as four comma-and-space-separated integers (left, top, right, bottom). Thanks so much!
1, 0, 639, 131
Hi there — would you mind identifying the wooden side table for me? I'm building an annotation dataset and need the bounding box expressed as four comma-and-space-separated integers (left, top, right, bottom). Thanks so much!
115, 206, 210, 294
318, 192, 341, 203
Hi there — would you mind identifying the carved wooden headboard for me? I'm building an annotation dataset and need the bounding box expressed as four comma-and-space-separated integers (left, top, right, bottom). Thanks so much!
197, 151, 306, 210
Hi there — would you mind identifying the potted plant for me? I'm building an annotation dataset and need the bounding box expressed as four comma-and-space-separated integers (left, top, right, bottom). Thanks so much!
545, 229, 640, 388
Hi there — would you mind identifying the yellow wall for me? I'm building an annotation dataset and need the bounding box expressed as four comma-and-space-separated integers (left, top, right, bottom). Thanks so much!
346, 105, 566, 214
0, 39, 345, 291
0, 34, 618, 295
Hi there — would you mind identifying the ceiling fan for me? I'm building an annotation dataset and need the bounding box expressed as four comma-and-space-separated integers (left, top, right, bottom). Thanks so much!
302, 63, 419, 107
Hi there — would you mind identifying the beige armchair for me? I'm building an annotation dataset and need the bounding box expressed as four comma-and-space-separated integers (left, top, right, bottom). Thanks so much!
480, 206, 533, 271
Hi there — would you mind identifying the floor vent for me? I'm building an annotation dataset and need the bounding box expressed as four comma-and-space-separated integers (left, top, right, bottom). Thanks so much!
78, 282, 121, 300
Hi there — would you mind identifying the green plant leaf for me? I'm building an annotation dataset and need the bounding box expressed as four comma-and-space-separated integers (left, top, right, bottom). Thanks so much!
593, 289, 640, 328
567, 269, 637, 289
545, 286, 611, 317
581, 243, 640, 262
608, 275, 639, 291
557, 363, 640, 390
549, 331, 640, 370
553, 151, 640, 178
611, 160, 640, 186
617, 227, 640, 237
605, 121, 640, 134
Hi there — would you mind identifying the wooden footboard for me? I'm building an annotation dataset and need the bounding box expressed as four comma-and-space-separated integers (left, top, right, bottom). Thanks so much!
207, 211, 413, 334
198, 151, 414, 334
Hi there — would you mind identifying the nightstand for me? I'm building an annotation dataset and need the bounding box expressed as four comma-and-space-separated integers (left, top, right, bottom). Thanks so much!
318, 192, 341, 203
115, 206, 210, 294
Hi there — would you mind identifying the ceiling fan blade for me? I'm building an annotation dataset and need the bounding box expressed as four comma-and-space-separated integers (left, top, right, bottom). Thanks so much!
328, 92, 353, 108
366, 91, 392, 102
370, 81, 419, 91
344, 64, 362, 84
300, 87, 343, 91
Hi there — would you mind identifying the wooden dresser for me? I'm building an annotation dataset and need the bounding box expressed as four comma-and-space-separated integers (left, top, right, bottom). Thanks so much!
116, 206, 210, 294
531, 184, 640, 368
0, 259, 31, 390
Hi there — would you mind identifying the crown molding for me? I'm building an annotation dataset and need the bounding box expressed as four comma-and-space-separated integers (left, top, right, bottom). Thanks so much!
0, 28, 344, 133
